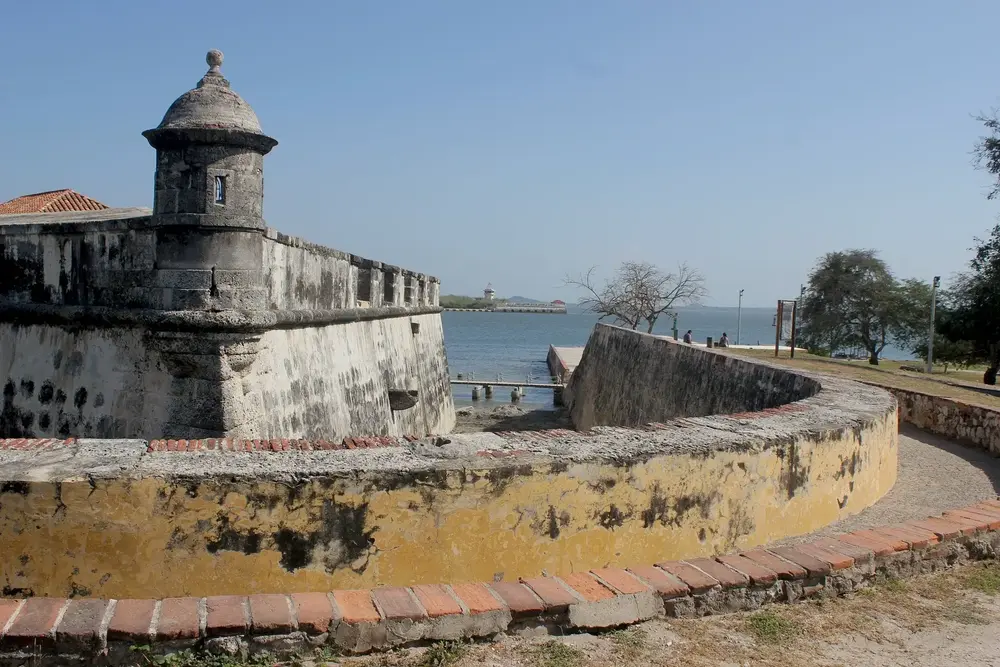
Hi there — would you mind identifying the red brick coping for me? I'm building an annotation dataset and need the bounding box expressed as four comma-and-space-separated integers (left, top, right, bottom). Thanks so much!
3, 500, 1000, 662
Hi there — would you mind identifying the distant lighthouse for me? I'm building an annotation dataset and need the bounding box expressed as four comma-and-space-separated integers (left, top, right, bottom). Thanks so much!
484, 283, 496, 301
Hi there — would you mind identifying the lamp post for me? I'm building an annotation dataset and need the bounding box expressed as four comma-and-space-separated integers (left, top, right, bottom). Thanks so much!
926, 276, 940, 374
737, 289, 744, 345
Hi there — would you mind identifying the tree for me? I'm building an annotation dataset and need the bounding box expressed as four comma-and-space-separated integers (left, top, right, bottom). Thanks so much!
565, 261, 707, 334
956, 112, 1000, 383
935, 225, 1000, 383
913, 335, 975, 373
798, 250, 929, 365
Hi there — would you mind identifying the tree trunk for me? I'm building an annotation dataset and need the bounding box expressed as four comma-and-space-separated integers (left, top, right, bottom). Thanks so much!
868, 346, 880, 365
985, 343, 1000, 385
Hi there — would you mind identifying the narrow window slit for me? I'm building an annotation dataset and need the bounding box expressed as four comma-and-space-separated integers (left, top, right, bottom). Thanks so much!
214, 176, 226, 204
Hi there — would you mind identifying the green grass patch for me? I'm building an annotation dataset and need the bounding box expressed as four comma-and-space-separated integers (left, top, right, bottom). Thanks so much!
882, 576, 907, 593
416, 641, 468, 667
526, 640, 586, 667
744, 610, 800, 644
130, 646, 278, 667
962, 563, 1000, 595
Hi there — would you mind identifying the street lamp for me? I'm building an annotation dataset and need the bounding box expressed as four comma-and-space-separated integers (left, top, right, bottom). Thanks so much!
737, 289, 744, 345
926, 276, 941, 374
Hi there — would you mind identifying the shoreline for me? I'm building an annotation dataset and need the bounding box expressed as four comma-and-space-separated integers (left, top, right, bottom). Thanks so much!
452, 403, 572, 433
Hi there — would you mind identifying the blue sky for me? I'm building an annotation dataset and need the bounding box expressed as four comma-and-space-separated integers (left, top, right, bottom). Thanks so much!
2, 0, 999, 307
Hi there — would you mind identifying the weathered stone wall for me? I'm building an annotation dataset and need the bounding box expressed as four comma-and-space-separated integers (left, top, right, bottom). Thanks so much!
0, 360, 896, 599
0, 313, 452, 440
0, 210, 452, 440
567, 324, 821, 430
869, 385, 1000, 456
261, 229, 436, 311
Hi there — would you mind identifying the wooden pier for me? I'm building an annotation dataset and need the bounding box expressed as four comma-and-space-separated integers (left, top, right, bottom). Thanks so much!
450, 380, 563, 389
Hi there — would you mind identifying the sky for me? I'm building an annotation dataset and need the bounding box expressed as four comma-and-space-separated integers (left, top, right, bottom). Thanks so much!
2, 1, 999, 307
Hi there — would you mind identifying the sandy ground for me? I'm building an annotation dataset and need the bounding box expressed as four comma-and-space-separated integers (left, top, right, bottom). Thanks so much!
452, 404, 572, 433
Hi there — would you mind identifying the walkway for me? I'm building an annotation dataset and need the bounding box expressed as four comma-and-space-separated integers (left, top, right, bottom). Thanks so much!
776, 424, 1000, 545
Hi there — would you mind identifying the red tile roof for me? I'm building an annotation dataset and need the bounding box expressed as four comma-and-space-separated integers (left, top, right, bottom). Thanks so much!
0, 189, 109, 215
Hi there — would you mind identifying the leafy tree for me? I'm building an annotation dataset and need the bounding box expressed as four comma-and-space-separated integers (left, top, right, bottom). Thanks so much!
798, 250, 930, 365
935, 226, 1000, 383
956, 111, 1000, 383
565, 261, 707, 334
913, 335, 975, 373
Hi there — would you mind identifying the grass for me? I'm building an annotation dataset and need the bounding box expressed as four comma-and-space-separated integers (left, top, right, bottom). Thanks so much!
609, 627, 647, 659
960, 562, 1000, 595
729, 348, 1000, 410
130, 647, 279, 667
415, 641, 468, 667
744, 610, 801, 644
524, 640, 586, 667
881, 576, 907, 593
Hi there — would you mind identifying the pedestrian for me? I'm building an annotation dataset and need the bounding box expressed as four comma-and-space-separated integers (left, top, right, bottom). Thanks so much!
683, 329, 693, 344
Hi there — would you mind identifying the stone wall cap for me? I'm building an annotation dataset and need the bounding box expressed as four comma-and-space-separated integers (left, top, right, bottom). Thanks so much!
0, 207, 152, 227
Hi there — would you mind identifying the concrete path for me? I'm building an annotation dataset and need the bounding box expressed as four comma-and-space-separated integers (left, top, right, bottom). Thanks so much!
777, 424, 1000, 545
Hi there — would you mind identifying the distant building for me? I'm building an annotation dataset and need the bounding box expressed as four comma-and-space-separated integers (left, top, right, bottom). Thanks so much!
0, 189, 109, 215
484, 283, 495, 300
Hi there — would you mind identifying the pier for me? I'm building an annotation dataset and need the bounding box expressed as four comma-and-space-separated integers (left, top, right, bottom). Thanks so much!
444, 304, 567, 314
450, 380, 563, 389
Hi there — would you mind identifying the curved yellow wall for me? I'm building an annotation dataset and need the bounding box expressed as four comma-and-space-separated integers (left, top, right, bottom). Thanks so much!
0, 411, 896, 599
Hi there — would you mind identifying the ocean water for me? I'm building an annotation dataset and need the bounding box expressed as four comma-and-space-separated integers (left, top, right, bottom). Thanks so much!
442, 306, 911, 408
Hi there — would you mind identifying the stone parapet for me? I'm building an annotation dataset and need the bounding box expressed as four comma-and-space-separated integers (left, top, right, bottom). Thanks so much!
0, 360, 895, 599
0, 210, 440, 313
1, 498, 998, 663
860, 383, 1000, 456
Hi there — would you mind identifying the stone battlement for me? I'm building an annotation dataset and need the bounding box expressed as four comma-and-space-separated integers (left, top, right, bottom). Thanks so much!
0, 208, 439, 317
0, 50, 455, 442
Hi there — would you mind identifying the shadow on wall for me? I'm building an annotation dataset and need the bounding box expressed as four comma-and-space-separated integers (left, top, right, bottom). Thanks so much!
567, 324, 822, 431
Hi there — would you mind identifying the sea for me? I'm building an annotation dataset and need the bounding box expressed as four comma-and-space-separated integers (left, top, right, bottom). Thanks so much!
443, 306, 912, 409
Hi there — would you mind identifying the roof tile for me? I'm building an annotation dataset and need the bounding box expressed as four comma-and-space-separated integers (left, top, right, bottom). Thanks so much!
0, 190, 108, 215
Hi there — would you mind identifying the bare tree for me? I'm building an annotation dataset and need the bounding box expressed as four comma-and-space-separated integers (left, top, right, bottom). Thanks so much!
565, 261, 707, 333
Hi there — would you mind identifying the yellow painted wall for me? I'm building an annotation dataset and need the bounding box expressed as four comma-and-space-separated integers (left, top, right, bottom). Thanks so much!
0, 412, 896, 599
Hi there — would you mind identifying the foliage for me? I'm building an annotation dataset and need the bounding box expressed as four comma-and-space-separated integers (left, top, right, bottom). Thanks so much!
744, 610, 800, 644
935, 225, 1000, 383
564, 261, 707, 334
912, 335, 976, 372
438, 294, 506, 309
798, 250, 930, 365
973, 109, 1000, 201
130, 646, 278, 667
417, 641, 468, 666
962, 562, 1000, 595
525, 640, 585, 667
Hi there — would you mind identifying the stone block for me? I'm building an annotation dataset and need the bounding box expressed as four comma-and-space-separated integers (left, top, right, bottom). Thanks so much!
155, 269, 213, 290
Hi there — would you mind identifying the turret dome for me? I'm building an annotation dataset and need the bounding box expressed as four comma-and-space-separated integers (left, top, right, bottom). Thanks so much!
152, 50, 262, 133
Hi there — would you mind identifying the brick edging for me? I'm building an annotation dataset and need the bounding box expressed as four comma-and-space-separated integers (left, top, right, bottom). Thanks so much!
3, 499, 1000, 662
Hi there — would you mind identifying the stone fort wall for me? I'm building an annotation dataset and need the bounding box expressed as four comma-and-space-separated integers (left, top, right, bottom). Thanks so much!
566, 323, 821, 431
0, 355, 897, 599
0, 209, 454, 440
